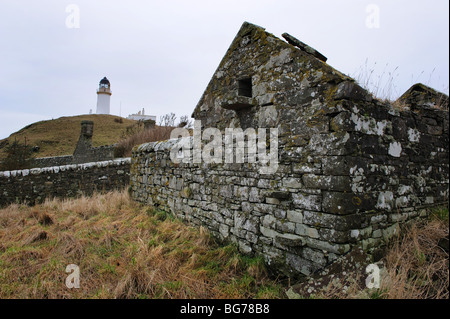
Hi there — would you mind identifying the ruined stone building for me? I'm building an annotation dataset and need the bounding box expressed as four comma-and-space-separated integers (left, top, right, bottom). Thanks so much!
72, 121, 116, 164
31, 121, 116, 168
131, 22, 449, 276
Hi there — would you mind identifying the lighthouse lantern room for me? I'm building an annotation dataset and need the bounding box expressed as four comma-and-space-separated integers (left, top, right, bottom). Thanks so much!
96, 77, 112, 114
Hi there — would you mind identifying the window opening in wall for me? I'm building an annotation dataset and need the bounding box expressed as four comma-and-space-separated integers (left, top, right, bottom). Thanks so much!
238, 78, 252, 98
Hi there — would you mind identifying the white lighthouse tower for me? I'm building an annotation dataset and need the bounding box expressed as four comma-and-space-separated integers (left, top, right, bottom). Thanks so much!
96, 77, 112, 114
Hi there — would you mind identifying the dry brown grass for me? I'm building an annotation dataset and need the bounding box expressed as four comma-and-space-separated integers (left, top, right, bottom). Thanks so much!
378, 216, 449, 299
0, 191, 284, 299
2, 191, 446, 299
298, 209, 449, 299
114, 126, 174, 158
353, 60, 449, 111
353, 59, 400, 103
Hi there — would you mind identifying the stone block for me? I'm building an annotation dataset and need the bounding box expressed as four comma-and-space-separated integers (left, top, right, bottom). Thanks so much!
334, 81, 371, 102
303, 210, 368, 231
285, 253, 320, 276
295, 224, 319, 239
275, 233, 306, 247
292, 193, 321, 211
322, 191, 373, 215
266, 197, 280, 205
302, 174, 351, 191
330, 112, 354, 132
286, 210, 303, 224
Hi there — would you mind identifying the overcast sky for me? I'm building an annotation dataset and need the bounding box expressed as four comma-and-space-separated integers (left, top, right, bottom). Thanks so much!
0, 0, 448, 139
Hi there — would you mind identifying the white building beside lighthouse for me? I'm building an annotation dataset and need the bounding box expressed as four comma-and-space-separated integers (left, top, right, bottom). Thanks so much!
96, 77, 112, 114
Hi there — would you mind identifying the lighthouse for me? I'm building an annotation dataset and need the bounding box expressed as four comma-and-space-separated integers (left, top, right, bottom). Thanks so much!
96, 77, 112, 114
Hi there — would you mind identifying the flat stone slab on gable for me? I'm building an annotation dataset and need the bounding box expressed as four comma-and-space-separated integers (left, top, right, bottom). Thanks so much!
282, 32, 327, 62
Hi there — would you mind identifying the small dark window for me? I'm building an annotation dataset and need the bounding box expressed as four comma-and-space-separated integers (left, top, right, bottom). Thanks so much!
238, 78, 252, 98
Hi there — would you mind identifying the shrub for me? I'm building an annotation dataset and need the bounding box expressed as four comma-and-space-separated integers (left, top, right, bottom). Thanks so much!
0, 140, 35, 171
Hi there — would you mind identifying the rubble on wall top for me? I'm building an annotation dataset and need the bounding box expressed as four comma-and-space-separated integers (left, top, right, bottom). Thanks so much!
396, 83, 449, 111
236, 22, 328, 63
282, 32, 327, 62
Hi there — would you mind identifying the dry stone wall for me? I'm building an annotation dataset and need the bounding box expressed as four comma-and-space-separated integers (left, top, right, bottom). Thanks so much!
33, 155, 74, 168
0, 158, 130, 207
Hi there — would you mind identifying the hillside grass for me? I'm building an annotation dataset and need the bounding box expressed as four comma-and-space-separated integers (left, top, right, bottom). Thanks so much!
0, 191, 284, 299
0, 115, 138, 159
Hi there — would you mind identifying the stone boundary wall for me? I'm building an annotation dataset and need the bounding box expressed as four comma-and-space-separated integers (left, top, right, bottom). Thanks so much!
0, 158, 131, 207
31, 145, 116, 168
33, 155, 74, 168
72, 144, 116, 165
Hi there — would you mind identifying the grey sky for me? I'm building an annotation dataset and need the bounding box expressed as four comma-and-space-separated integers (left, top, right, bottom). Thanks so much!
0, 0, 448, 140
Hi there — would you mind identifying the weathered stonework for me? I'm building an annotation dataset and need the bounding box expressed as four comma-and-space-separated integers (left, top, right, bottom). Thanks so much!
32, 121, 116, 168
33, 155, 74, 168
72, 121, 116, 164
0, 158, 130, 207
397, 83, 449, 111
131, 22, 449, 277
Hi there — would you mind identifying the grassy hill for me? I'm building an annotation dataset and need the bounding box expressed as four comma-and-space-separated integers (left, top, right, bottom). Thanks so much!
0, 114, 138, 159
